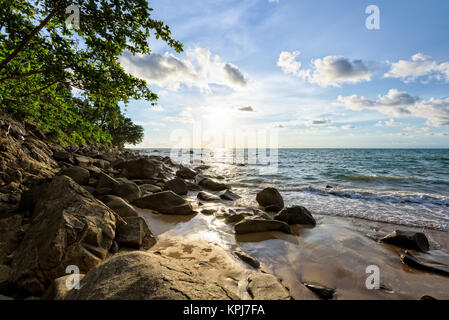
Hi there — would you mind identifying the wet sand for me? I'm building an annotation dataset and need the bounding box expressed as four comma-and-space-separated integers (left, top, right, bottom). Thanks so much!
138, 203, 449, 300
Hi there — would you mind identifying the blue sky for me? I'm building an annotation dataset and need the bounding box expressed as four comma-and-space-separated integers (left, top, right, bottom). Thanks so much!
121, 0, 449, 148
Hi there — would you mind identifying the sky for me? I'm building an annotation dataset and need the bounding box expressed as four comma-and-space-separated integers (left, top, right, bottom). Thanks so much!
121, 0, 449, 148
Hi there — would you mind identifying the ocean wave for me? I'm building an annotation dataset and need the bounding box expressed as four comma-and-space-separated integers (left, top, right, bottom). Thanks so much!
335, 174, 423, 182
280, 185, 449, 207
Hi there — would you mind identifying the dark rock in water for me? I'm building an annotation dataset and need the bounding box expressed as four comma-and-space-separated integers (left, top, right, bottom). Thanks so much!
256, 188, 284, 212
220, 190, 241, 201
197, 191, 221, 202
201, 208, 216, 215
186, 181, 202, 191
176, 166, 197, 179
225, 213, 245, 224
65, 250, 235, 300
419, 295, 438, 300
274, 206, 316, 226
326, 185, 333, 189
116, 216, 156, 250
101, 195, 138, 218
198, 177, 229, 191
60, 166, 90, 186
134, 191, 194, 215
140, 184, 162, 193
113, 158, 163, 179
234, 219, 290, 234
400, 250, 449, 277
247, 273, 290, 300
164, 177, 188, 196
11, 176, 117, 296
113, 181, 141, 203
234, 251, 260, 268
304, 283, 335, 300
381, 230, 430, 252
194, 165, 210, 171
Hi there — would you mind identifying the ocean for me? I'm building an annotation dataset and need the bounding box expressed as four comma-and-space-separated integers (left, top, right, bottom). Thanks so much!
142, 148, 449, 231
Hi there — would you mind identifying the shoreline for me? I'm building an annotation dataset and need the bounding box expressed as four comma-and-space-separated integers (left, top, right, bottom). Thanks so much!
1, 113, 449, 300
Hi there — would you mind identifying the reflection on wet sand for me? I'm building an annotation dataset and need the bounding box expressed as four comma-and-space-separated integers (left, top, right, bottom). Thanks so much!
138, 205, 449, 300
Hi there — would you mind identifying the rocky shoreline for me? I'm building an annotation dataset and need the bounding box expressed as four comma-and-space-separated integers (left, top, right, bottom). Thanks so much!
1, 111, 449, 300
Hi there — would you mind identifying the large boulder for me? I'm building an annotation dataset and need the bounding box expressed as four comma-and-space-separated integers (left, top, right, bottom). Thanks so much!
0, 265, 12, 292
113, 158, 163, 179
220, 190, 241, 201
234, 219, 290, 234
0, 213, 24, 265
11, 175, 118, 296
256, 188, 284, 212
176, 166, 197, 179
140, 184, 162, 194
95, 171, 120, 190
198, 177, 229, 191
60, 166, 90, 186
100, 195, 138, 218
42, 274, 85, 300
274, 206, 316, 226
115, 216, 156, 249
65, 249, 236, 300
247, 274, 291, 300
381, 230, 430, 252
113, 181, 141, 203
164, 177, 188, 196
134, 191, 194, 215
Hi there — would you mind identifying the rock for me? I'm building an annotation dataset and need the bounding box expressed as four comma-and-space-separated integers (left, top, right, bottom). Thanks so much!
65, 250, 236, 300
225, 213, 245, 224
304, 283, 335, 300
42, 274, 85, 300
234, 219, 290, 234
116, 216, 156, 249
60, 166, 90, 185
164, 177, 188, 196
96, 187, 113, 196
247, 273, 290, 300
134, 191, 195, 215
53, 151, 74, 164
201, 208, 216, 215
274, 206, 316, 226
419, 295, 438, 300
176, 166, 197, 179
198, 178, 229, 191
96, 171, 120, 190
140, 184, 162, 193
11, 176, 117, 296
113, 158, 163, 179
197, 191, 221, 202
74, 155, 93, 167
0, 294, 13, 300
186, 181, 202, 191
113, 182, 141, 203
83, 186, 96, 195
381, 230, 430, 252
101, 195, 138, 218
0, 265, 12, 291
400, 250, 449, 277
234, 251, 260, 268
220, 190, 241, 201
131, 179, 144, 185
0, 213, 24, 264
256, 188, 284, 212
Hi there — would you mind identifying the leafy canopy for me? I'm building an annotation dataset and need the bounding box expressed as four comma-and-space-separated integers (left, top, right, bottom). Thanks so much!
0, 0, 182, 145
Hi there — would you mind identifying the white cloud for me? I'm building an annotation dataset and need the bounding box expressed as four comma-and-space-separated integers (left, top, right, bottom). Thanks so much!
376, 119, 403, 127
277, 51, 374, 87
338, 89, 417, 116
385, 53, 449, 82
119, 47, 248, 91
341, 125, 355, 130
237, 106, 255, 112
410, 98, 449, 127
151, 105, 164, 112
339, 89, 449, 127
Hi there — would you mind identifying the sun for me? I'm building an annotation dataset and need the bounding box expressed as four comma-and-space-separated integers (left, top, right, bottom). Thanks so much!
202, 108, 233, 130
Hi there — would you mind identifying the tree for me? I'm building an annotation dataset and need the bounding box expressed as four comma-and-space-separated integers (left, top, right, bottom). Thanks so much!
108, 115, 144, 147
0, 0, 182, 145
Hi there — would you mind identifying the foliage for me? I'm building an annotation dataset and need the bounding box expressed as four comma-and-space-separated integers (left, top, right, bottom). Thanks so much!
0, 0, 182, 145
